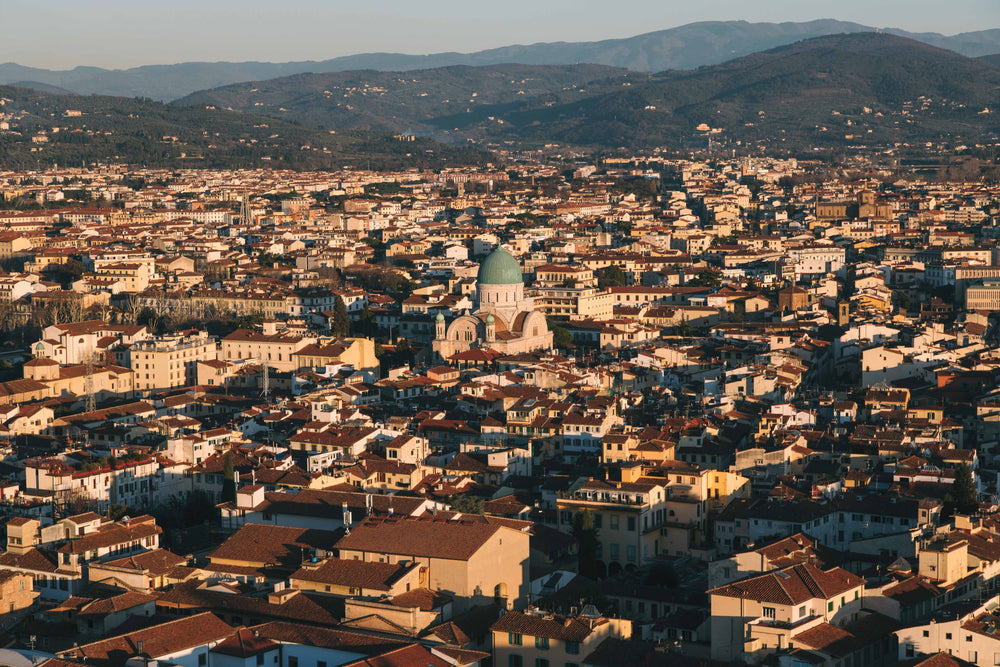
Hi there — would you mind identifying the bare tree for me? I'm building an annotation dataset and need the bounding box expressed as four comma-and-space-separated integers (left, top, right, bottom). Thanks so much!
122, 294, 143, 324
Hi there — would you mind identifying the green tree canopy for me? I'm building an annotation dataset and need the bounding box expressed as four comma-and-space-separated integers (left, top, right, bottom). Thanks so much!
332, 295, 350, 337
221, 453, 237, 504
597, 265, 627, 289
573, 509, 601, 580
950, 463, 978, 516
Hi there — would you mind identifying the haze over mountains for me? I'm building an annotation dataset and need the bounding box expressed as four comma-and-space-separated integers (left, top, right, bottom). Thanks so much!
173, 33, 1000, 151
2, 19, 1000, 101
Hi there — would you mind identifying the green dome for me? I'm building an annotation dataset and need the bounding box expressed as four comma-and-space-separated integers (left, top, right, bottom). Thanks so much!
486, 314, 495, 324
477, 247, 523, 285
435, 312, 445, 322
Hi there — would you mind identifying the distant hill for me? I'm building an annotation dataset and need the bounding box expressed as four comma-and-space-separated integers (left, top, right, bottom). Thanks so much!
981, 53, 1000, 68
0, 86, 491, 171
170, 33, 1000, 152
496, 33, 1000, 150
2, 20, 999, 101
6, 81, 76, 95
172, 64, 637, 135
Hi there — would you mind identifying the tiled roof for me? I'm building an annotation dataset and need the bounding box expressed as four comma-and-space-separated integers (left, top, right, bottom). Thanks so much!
211, 627, 278, 657
291, 557, 416, 591
210, 523, 340, 569
60, 612, 232, 666
335, 516, 502, 561
491, 610, 604, 642
158, 580, 341, 626
708, 563, 864, 605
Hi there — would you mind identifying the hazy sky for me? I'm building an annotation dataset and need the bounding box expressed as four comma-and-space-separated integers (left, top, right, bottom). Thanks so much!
2, 0, 998, 70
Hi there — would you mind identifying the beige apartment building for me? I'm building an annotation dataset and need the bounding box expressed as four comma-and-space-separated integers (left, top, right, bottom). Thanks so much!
491, 608, 630, 667
129, 330, 218, 395
709, 563, 866, 663
90, 262, 155, 292
220, 325, 315, 372
965, 279, 1000, 311
534, 285, 614, 320
291, 337, 379, 377
335, 515, 530, 613
22, 358, 135, 402
555, 467, 708, 572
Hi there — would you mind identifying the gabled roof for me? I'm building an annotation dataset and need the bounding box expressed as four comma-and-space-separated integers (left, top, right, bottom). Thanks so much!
60, 612, 232, 666
708, 562, 864, 605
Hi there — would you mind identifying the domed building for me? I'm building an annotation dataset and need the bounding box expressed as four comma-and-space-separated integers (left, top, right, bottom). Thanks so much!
432, 247, 553, 360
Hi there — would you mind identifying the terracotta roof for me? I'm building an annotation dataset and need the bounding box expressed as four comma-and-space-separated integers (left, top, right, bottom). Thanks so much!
60, 612, 232, 666
338, 643, 455, 667
210, 523, 340, 569
708, 563, 864, 605
491, 610, 605, 641
335, 516, 504, 561
211, 627, 278, 658
291, 557, 416, 591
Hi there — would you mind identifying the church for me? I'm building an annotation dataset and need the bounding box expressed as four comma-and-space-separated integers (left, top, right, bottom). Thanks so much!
432, 246, 553, 360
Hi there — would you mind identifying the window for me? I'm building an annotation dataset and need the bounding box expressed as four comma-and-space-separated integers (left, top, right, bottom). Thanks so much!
509, 633, 522, 646
198, 654, 207, 667
923, 630, 929, 637
798, 606, 806, 618
535, 636, 549, 649
508, 657, 522, 667
827, 601, 834, 612
762, 607, 776, 619
566, 641, 580, 655
627, 516, 636, 531
610, 515, 619, 530
534, 660, 548, 667
256, 656, 264, 666
946, 633, 953, 640
289, 658, 298, 667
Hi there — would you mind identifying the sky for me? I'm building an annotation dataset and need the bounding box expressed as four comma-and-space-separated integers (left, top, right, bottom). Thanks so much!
2, 0, 998, 70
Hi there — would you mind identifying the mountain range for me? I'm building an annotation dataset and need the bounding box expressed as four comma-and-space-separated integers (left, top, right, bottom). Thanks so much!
173, 33, 1000, 152
3, 20, 1000, 101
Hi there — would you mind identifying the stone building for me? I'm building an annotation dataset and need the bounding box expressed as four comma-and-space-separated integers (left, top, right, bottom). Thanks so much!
433, 247, 552, 360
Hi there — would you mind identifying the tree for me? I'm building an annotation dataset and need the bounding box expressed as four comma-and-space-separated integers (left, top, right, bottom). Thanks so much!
450, 494, 485, 514
949, 463, 979, 516
688, 269, 722, 288
547, 318, 573, 350
353, 303, 379, 337
573, 509, 601, 580
332, 295, 350, 337
597, 266, 627, 289
893, 290, 911, 313
221, 454, 237, 504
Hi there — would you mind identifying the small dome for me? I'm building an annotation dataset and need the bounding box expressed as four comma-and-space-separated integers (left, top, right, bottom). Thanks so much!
435, 312, 445, 322
486, 314, 495, 324
477, 247, 523, 285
